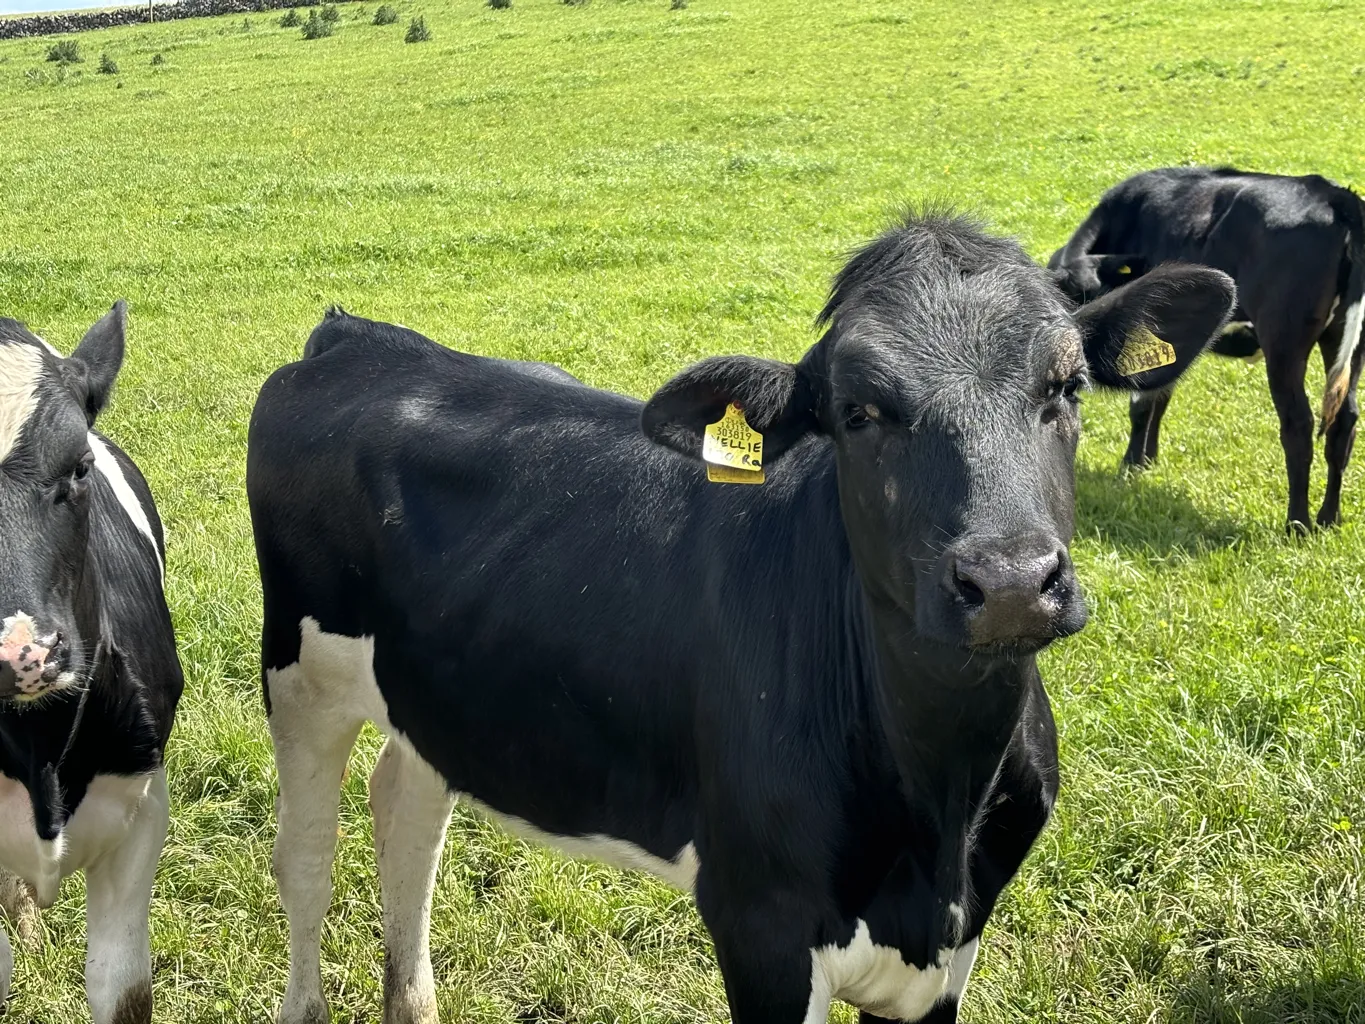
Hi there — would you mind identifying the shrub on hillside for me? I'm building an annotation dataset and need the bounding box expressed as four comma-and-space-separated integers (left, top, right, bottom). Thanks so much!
670, 0, 687, 8
488, 0, 510, 8
372, 3, 398, 22
279, 7, 301, 25
320, 4, 339, 21
150, 52, 166, 65
46, 40, 81, 64
301, 9, 333, 37
562, 0, 589, 6
98, 52, 119, 74
404, 16, 429, 41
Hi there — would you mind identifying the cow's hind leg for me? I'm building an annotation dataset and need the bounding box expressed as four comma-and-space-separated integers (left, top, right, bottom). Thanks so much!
84, 768, 169, 1024
369, 736, 454, 1024
1261, 328, 1317, 532
267, 648, 366, 1024
1122, 386, 1175, 470
1319, 328, 1364, 527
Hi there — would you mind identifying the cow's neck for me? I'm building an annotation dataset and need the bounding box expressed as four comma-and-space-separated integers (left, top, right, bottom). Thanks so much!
864, 603, 1035, 944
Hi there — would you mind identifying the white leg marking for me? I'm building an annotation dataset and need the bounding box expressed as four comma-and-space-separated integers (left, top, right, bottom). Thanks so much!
83, 768, 166, 1024
802, 947, 834, 1024
88, 434, 163, 584
370, 737, 454, 1024
0, 773, 64, 907
939, 937, 979, 1009
268, 620, 376, 1024
0, 906, 10, 1015
810, 919, 961, 1021
0, 344, 41, 466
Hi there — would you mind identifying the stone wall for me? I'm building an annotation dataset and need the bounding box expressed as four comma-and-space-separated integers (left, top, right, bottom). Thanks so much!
0, 0, 340, 40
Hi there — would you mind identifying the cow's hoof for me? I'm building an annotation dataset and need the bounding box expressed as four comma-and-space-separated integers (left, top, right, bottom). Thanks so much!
1286, 518, 1312, 538
1118, 459, 1149, 479
109, 980, 152, 1024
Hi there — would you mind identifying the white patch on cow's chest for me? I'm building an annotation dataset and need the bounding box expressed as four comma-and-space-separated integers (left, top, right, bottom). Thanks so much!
89, 433, 164, 583
280, 618, 701, 890
804, 920, 979, 1023
0, 344, 43, 466
0, 771, 153, 906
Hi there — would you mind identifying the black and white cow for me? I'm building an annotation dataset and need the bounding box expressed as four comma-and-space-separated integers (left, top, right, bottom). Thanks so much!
247, 214, 1234, 1024
0, 303, 182, 1024
1048, 166, 1365, 531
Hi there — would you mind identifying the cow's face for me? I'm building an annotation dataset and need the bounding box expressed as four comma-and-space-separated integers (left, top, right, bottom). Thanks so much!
644, 217, 1232, 655
0, 303, 125, 702
1046, 249, 1149, 303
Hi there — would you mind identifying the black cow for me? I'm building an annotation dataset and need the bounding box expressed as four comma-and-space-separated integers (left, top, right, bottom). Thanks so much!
248, 214, 1233, 1024
0, 303, 183, 1024
1048, 166, 1365, 531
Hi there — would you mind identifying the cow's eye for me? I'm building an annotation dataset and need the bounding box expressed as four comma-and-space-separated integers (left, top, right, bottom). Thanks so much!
843, 405, 871, 430
1055, 375, 1084, 402
73, 453, 93, 480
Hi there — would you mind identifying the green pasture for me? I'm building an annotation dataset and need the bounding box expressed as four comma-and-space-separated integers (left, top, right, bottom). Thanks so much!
1, 0, 1363, 1019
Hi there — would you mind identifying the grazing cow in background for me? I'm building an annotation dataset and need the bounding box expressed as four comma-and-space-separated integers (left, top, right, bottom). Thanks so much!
1048, 166, 1365, 531
0, 303, 183, 1024
248, 214, 1233, 1024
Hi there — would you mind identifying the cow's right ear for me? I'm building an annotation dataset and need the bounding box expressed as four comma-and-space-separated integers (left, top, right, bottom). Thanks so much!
1076, 264, 1235, 392
67, 300, 127, 424
641, 355, 820, 462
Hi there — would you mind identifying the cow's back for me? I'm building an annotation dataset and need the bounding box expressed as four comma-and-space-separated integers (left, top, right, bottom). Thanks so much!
247, 316, 857, 839
1098, 167, 1348, 267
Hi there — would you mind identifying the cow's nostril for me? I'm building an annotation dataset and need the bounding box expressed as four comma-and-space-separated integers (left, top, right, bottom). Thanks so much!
1041, 565, 1063, 595
52, 631, 64, 648
953, 568, 986, 607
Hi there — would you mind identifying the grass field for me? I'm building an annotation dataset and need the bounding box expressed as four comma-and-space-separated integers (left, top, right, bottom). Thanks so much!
2, 0, 1365, 1020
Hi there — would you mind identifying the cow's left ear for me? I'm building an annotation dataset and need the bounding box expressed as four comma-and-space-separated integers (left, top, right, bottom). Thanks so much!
1075, 264, 1235, 391
68, 300, 127, 424
641, 354, 821, 462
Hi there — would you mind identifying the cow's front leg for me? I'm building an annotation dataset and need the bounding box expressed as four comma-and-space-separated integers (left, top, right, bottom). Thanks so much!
83, 767, 169, 1024
0, 909, 11, 1015
700, 886, 824, 1024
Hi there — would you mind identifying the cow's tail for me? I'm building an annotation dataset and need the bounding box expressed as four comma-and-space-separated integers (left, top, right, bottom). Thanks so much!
1322, 190, 1365, 434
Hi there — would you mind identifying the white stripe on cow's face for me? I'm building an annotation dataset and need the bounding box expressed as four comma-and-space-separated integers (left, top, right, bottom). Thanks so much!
0, 344, 44, 467
88, 434, 163, 583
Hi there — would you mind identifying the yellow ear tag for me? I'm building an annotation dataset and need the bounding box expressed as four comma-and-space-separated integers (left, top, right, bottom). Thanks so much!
1117, 264, 1132, 275
703, 403, 765, 485
1116, 328, 1177, 377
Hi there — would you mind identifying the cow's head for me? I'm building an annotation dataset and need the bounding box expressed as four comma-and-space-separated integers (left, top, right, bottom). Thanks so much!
0, 302, 126, 702
644, 215, 1232, 655
1046, 247, 1149, 303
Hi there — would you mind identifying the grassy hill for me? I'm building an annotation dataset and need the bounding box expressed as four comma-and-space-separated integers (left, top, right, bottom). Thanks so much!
2, 0, 1364, 1020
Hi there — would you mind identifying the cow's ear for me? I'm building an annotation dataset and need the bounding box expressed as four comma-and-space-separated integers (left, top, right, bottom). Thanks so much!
641, 355, 821, 462
68, 300, 126, 424
1076, 264, 1234, 392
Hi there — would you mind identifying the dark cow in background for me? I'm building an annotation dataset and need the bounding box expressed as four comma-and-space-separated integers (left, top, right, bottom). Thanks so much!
0, 303, 183, 1024
248, 214, 1233, 1024
1048, 166, 1365, 531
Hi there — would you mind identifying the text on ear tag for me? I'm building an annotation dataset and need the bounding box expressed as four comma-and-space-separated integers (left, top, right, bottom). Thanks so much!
1116, 328, 1177, 376
703, 403, 765, 485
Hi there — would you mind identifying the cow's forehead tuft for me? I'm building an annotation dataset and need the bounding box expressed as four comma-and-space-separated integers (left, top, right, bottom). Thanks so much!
0, 341, 48, 466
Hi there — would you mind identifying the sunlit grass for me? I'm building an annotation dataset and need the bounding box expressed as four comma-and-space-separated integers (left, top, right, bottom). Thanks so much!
1, 0, 1364, 1019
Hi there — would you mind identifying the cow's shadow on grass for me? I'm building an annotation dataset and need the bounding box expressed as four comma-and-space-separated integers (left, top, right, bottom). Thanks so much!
1074, 464, 1247, 557
1168, 968, 1365, 1023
